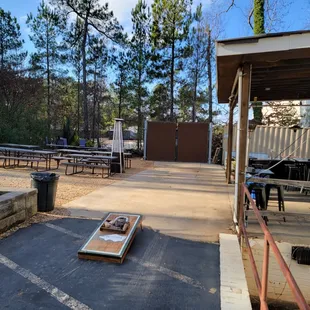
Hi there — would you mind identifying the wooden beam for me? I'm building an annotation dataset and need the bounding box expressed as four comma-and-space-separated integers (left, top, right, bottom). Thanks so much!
237, 63, 251, 224
251, 78, 310, 85
226, 100, 234, 184
254, 64, 310, 73
226, 69, 240, 183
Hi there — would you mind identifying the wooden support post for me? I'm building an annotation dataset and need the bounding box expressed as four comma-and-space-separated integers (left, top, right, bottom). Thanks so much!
226, 69, 239, 184
236, 63, 251, 223
226, 102, 234, 183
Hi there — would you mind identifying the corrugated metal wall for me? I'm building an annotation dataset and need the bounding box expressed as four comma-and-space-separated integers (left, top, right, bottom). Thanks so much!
223, 125, 310, 163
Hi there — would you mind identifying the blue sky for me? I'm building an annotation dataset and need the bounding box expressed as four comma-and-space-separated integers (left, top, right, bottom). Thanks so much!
1, 0, 309, 122
1, 0, 309, 54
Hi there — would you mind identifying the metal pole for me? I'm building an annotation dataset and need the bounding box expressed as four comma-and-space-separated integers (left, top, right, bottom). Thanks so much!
143, 119, 148, 160
243, 184, 310, 310
119, 121, 122, 174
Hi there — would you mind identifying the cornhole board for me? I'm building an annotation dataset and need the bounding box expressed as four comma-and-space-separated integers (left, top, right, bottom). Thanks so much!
78, 213, 142, 264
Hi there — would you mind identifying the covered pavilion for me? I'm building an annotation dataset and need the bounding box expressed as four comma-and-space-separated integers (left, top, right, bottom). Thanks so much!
216, 30, 310, 223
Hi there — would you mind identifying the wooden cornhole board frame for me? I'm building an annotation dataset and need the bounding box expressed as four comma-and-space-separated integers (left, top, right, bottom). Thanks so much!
78, 213, 142, 264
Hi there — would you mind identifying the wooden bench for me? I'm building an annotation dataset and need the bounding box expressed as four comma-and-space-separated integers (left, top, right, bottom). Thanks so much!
52, 156, 73, 168
61, 162, 110, 178
0, 156, 45, 171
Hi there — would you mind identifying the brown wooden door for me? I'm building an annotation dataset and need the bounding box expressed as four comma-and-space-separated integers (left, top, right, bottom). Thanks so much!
146, 121, 176, 161
177, 122, 209, 162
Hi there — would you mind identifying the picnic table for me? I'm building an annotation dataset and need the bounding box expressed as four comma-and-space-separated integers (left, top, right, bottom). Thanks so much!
61, 154, 118, 178
57, 149, 132, 169
57, 149, 92, 155
46, 144, 90, 150
47, 144, 110, 151
0, 147, 57, 170
0, 143, 40, 149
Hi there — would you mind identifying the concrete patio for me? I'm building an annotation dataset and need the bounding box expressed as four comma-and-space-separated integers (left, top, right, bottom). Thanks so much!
64, 162, 234, 242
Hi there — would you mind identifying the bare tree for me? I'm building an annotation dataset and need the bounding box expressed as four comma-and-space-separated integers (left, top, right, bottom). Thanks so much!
262, 101, 300, 126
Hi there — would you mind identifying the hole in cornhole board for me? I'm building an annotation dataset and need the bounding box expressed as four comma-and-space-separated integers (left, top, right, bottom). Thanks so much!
78, 213, 142, 264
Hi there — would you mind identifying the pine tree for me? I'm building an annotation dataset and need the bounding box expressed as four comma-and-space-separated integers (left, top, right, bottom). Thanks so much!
112, 50, 131, 120
63, 18, 84, 135
27, 1, 65, 137
130, 0, 151, 148
53, 0, 123, 139
177, 84, 208, 122
149, 84, 170, 121
87, 35, 108, 143
186, 4, 209, 122
151, 0, 192, 121
0, 8, 26, 69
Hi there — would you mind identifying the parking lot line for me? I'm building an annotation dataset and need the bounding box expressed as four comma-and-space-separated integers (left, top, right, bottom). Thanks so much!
0, 253, 91, 310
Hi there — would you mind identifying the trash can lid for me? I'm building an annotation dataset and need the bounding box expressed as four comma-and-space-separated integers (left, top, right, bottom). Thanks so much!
31, 172, 60, 182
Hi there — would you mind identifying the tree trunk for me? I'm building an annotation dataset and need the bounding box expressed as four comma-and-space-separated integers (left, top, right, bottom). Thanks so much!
207, 28, 212, 123
192, 69, 198, 122
97, 91, 101, 147
119, 73, 122, 119
77, 73, 80, 136
0, 39, 4, 69
46, 24, 51, 138
170, 39, 175, 122
137, 68, 142, 149
253, 0, 265, 121
254, 0, 265, 35
92, 69, 97, 142
81, 18, 89, 139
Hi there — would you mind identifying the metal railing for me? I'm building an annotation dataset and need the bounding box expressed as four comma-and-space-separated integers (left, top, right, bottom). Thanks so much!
240, 184, 310, 310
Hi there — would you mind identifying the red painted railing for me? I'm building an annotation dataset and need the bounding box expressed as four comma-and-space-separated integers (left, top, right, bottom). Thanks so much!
240, 184, 310, 310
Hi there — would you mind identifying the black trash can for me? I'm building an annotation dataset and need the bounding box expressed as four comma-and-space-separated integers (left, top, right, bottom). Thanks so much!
31, 172, 60, 212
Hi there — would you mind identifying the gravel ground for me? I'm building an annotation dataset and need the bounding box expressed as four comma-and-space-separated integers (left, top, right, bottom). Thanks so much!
0, 158, 153, 238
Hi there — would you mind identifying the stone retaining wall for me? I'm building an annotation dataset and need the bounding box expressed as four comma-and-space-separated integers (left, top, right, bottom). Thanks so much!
0, 188, 37, 233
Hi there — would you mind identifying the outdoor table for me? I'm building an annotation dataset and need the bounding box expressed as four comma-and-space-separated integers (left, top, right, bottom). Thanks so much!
93, 151, 112, 155
57, 149, 93, 156
0, 147, 57, 170
0, 143, 40, 149
46, 144, 90, 150
34, 150, 58, 170
92, 151, 131, 156
69, 154, 117, 175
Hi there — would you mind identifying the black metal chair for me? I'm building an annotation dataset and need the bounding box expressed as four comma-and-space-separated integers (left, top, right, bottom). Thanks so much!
266, 184, 286, 222
285, 164, 302, 191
